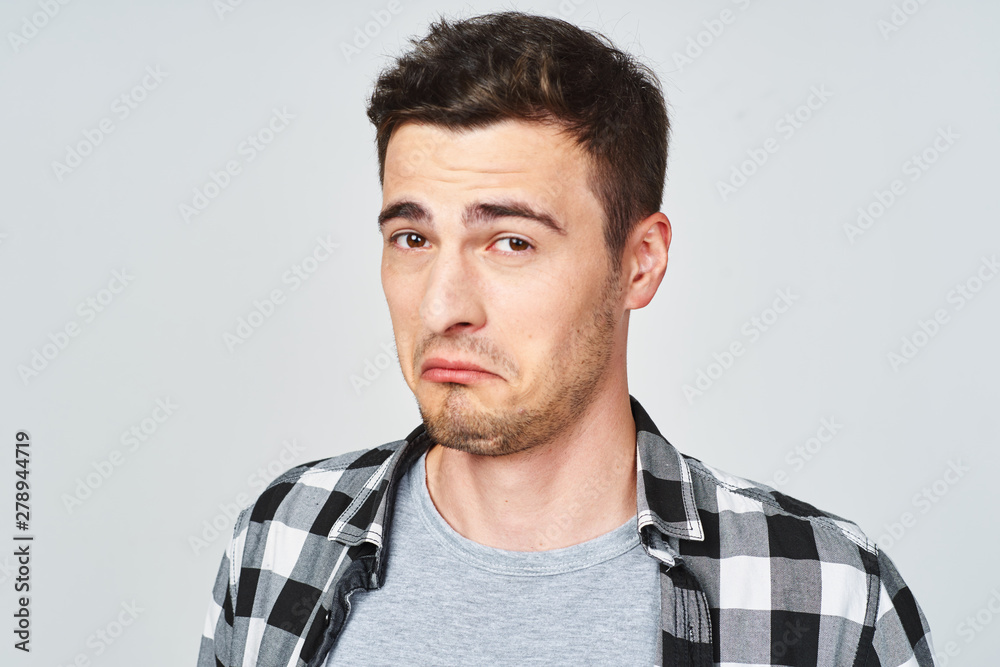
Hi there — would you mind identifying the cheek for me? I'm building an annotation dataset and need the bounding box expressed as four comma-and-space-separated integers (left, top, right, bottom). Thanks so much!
493, 287, 578, 359
381, 269, 420, 367
382, 264, 421, 321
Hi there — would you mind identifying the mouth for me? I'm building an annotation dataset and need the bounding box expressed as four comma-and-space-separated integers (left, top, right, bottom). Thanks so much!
420, 357, 501, 384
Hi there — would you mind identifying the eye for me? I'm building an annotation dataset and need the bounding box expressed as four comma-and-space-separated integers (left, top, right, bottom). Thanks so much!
494, 237, 533, 253
389, 232, 427, 249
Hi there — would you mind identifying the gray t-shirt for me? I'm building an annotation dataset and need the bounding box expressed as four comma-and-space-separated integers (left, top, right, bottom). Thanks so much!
325, 450, 661, 666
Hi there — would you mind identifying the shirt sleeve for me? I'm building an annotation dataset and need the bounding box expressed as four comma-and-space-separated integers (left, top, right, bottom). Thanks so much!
868, 547, 935, 666
197, 543, 236, 667
199, 504, 253, 667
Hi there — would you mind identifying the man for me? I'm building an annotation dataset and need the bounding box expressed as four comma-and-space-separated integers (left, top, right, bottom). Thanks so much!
198, 11, 933, 666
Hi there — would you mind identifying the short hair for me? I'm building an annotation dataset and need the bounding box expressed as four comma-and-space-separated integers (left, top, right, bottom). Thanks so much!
366, 11, 670, 275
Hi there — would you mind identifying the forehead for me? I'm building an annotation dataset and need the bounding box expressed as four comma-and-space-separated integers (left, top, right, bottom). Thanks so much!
382, 119, 595, 202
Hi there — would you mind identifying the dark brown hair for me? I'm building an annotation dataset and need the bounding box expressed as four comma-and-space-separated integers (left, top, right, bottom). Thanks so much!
366, 11, 670, 275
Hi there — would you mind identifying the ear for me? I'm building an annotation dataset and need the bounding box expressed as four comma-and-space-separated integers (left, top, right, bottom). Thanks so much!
623, 213, 671, 310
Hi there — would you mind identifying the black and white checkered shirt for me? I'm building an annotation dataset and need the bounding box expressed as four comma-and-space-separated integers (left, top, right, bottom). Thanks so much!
198, 395, 934, 666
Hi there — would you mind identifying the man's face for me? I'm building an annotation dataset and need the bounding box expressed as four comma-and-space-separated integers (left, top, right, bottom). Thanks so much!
379, 119, 626, 457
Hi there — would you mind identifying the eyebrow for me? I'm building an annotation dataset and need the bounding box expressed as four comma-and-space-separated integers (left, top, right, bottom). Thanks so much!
377, 199, 567, 236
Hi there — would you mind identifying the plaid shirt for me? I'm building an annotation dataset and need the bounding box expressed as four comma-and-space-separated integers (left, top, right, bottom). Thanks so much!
198, 395, 934, 666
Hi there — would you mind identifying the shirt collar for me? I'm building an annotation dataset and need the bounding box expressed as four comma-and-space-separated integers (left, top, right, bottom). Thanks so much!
630, 395, 705, 544
330, 395, 705, 560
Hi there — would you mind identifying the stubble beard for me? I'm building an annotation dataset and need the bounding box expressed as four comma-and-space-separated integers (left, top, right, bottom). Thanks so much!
417, 264, 623, 458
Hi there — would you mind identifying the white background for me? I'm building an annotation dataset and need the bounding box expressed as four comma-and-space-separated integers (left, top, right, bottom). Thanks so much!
1, 0, 997, 665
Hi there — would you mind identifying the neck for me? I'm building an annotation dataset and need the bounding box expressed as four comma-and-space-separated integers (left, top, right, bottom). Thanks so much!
423, 387, 637, 551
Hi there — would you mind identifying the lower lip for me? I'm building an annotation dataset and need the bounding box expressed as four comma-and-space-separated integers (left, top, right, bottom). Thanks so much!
422, 368, 499, 384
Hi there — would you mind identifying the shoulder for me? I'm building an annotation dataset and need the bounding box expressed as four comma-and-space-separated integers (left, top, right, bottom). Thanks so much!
682, 454, 877, 556
677, 455, 934, 664
221, 439, 409, 587
242, 439, 409, 529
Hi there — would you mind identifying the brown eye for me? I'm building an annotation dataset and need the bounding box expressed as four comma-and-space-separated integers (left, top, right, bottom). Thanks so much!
392, 232, 426, 249
496, 237, 532, 253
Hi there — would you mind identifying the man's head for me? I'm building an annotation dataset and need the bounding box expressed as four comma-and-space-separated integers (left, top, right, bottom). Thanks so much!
368, 11, 670, 277
368, 12, 671, 457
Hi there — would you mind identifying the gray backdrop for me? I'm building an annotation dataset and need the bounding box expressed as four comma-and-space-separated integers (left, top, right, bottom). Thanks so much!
1, 0, 997, 665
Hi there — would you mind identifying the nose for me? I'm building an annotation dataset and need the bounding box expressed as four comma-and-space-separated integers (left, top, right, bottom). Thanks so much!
419, 245, 486, 336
